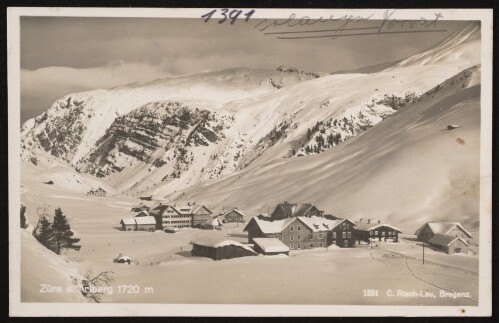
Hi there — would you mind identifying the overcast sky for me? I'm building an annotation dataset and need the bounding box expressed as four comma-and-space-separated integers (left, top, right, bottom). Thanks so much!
20, 16, 470, 122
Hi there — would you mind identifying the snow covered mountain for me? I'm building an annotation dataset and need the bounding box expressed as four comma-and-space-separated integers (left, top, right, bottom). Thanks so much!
21, 22, 481, 208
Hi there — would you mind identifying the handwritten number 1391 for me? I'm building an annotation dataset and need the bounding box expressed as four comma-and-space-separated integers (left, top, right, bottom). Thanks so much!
202, 9, 255, 24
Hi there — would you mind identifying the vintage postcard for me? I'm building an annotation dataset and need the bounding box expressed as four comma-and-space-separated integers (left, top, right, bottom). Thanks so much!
8, 7, 492, 317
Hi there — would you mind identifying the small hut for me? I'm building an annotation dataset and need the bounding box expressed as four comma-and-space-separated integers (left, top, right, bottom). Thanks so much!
191, 238, 256, 260
253, 238, 289, 255
201, 217, 224, 230
131, 203, 150, 212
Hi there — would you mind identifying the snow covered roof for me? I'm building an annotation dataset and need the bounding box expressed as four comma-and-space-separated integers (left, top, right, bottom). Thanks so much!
135, 211, 149, 217
245, 216, 353, 234
414, 222, 472, 238
134, 216, 156, 225
192, 205, 213, 214
253, 238, 289, 253
207, 218, 223, 226
273, 202, 318, 218
193, 238, 256, 254
222, 208, 245, 217
121, 216, 156, 225
355, 223, 402, 233
428, 233, 470, 247
121, 218, 136, 225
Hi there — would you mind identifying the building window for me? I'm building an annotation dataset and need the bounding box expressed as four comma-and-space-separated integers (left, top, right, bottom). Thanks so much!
342, 232, 346, 238
297, 225, 301, 231
297, 244, 301, 249
290, 243, 294, 249
318, 233, 323, 239
370, 230, 373, 236
290, 235, 294, 241
333, 232, 337, 238
297, 235, 301, 240
310, 242, 314, 248
375, 230, 379, 235
343, 223, 346, 229
319, 242, 323, 247
382, 231, 385, 236
344, 240, 348, 247
309, 234, 313, 240
347, 232, 352, 238
290, 226, 294, 232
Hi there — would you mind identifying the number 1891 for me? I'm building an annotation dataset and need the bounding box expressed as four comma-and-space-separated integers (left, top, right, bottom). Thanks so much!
201, 9, 255, 25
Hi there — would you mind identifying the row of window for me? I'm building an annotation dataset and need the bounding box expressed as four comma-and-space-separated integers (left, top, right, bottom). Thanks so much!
163, 220, 190, 224
164, 215, 192, 219
290, 242, 324, 249
369, 230, 397, 236
332, 231, 352, 238
289, 233, 324, 241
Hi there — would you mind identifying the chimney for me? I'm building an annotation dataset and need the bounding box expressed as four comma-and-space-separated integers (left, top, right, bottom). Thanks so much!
359, 218, 363, 223
367, 219, 371, 224
378, 220, 381, 224
187, 202, 191, 206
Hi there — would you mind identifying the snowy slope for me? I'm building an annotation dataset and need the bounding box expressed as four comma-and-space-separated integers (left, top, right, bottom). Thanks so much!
163, 65, 481, 231
21, 67, 320, 165
20, 23, 481, 201
21, 229, 88, 302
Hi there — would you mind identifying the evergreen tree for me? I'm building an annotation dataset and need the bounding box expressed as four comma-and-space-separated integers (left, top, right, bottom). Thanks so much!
20, 205, 27, 228
52, 208, 81, 255
34, 216, 55, 251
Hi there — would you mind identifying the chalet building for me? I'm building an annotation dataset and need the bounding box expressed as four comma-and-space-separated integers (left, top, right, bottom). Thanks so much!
150, 204, 193, 229
131, 203, 150, 212
253, 238, 289, 255
149, 203, 213, 230
120, 212, 156, 231
86, 187, 107, 197
428, 233, 470, 254
221, 208, 245, 223
191, 205, 213, 227
354, 220, 402, 243
414, 222, 472, 243
191, 238, 256, 260
270, 202, 324, 220
243, 215, 356, 250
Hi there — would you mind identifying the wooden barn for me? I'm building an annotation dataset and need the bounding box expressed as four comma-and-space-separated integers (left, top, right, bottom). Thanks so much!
354, 220, 402, 244
191, 238, 256, 260
414, 222, 472, 243
428, 233, 470, 254
252, 238, 289, 255
221, 208, 245, 223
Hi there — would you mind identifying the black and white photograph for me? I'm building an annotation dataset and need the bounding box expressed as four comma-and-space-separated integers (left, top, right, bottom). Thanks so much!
8, 7, 492, 317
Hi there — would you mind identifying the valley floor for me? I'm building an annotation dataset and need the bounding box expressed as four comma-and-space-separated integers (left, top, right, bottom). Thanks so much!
20, 175, 479, 306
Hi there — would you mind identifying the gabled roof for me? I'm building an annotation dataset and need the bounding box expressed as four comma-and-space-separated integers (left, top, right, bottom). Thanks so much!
121, 216, 156, 225
428, 233, 470, 247
355, 223, 402, 233
253, 238, 289, 253
135, 211, 149, 217
192, 205, 213, 214
222, 208, 245, 217
134, 216, 156, 225
121, 218, 136, 225
193, 238, 256, 254
414, 222, 472, 238
95, 187, 107, 193
273, 202, 318, 218
243, 216, 294, 234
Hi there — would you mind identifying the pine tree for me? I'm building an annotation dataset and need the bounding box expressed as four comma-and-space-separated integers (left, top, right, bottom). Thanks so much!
52, 207, 81, 255
20, 205, 27, 228
35, 216, 55, 251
